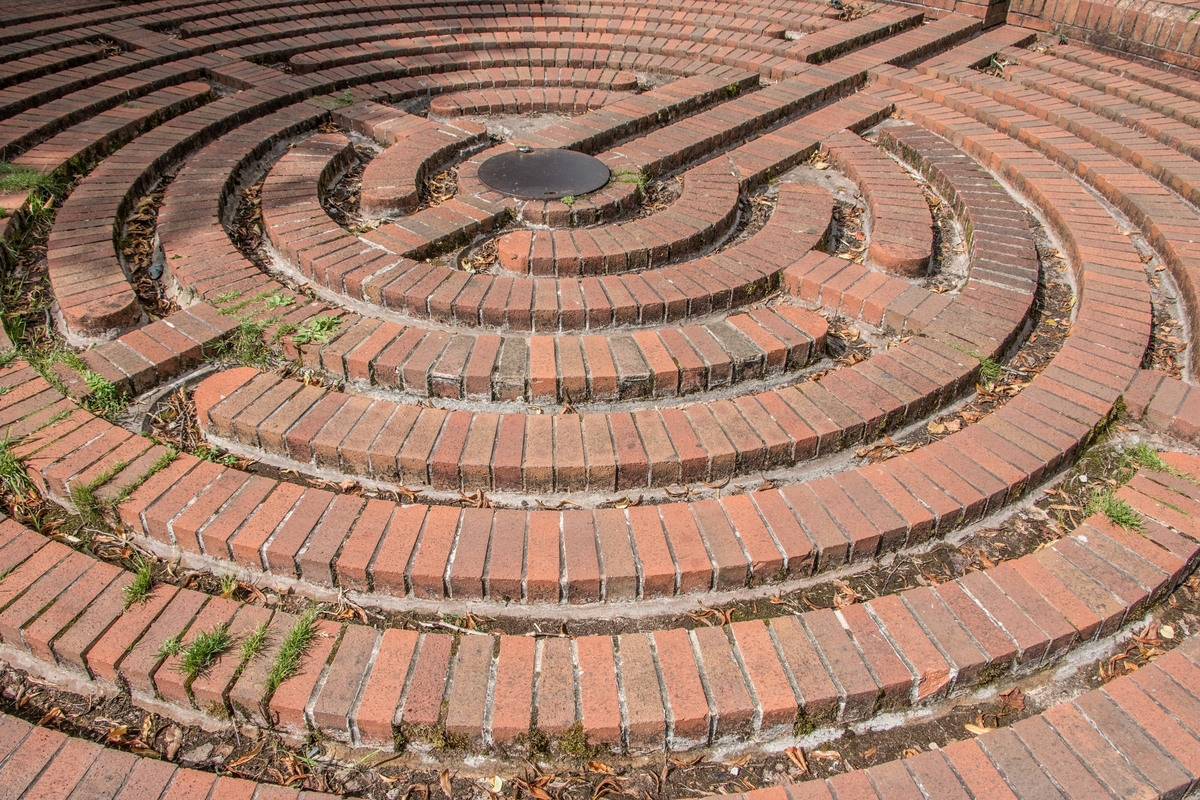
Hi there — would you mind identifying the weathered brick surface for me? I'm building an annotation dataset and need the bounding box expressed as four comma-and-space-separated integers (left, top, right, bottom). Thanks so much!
8, 3, 1200, 785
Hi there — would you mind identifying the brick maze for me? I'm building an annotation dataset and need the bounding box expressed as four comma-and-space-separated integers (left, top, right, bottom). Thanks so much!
4, 0, 1200, 796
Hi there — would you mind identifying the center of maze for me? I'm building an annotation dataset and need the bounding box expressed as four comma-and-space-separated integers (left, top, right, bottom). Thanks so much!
4, 0, 1200, 795
476, 148, 612, 200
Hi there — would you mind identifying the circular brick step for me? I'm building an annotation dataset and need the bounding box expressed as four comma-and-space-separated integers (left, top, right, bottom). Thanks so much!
7, 0, 1200, 788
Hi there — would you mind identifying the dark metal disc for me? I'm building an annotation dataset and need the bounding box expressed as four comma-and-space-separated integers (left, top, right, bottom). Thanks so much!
477, 148, 610, 200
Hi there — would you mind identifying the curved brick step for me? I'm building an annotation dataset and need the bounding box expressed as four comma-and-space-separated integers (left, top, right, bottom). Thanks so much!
1004, 44, 1200, 126
296, 304, 828, 403
867, 69, 1200, 367
8, 554, 1200, 797
280, 19, 829, 76
0, 712, 337, 799
914, 59, 1200, 214
1040, 41, 1200, 106
54, 303, 239, 397
824, 129, 934, 276
1126, 370, 1200, 443
10, 80, 213, 172
258, 14, 794, 70
428, 86, 634, 118
356, 114, 487, 218
998, 52, 1200, 161
264, 14, 976, 89
45, 89, 324, 341
0, 108, 1151, 608
0, 341, 1064, 609
260, 137, 827, 331
175, 0, 836, 43
1, 438, 1197, 749
0, 42, 107, 90
0, 58, 227, 160
497, 157, 742, 277
763, 632, 1200, 798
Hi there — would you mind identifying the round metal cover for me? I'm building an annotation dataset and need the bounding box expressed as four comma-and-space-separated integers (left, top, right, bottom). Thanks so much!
477, 148, 610, 200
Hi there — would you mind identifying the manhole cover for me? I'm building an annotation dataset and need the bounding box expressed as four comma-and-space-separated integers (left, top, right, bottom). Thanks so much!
478, 148, 610, 200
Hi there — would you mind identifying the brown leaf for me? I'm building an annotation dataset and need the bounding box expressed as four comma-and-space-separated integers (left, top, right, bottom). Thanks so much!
1000, 686, 1025, 711
439, 768, 453, 799
229, 739, 264, 769
162, 725, 183, 761
37, 708, 62, 726
784, 746, 808, 774
587, 761, 617, 774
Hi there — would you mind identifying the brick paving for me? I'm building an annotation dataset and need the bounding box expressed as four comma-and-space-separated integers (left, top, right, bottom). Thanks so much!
6, 0, 1200, 794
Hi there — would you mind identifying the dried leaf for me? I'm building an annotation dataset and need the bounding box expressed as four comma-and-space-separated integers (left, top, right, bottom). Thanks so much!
439, 768, 454, 800
784, 746, 808, 774
162, 725, 183, 761
229, 739, 264, 769
999, 686, 1025, 711
964, 723, 991, 735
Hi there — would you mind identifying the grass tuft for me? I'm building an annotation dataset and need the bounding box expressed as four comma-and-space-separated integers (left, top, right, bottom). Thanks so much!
1128, 442, 1189, 480
0, 163, 60, 194
0, 434, 32, 496
977, 356, 1002, 387
123, 556, 155, 608
216, 320, 276, 369
1088, 491, 1143, 531
157, 633, 183, 660
287, 315, 341, 345
239, 621, 271, 667
265, 604, 322, 694
176, 625, 234, 680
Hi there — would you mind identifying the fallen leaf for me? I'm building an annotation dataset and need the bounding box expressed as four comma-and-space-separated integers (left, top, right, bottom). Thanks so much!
228, 739, 264, 769
1160, 624, 1175, 639
964, 723, 991, 735
1000, 686, 1025, 711
784, 746, 808, 774
162, 725, 183, 761
440, 768, 453, 799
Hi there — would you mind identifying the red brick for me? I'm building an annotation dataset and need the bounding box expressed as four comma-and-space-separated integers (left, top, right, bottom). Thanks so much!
354, 628, 418, 746
491, 635, 535, 742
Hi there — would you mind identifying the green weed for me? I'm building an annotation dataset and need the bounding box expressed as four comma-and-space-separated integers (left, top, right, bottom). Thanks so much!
265, 605, 322, 694
216, 320, 275, 369
176, 624, 234, 680
316, 89, 356, 109
157, 634, 183, 660
0, 434, 32, 496
0, 163, 60, 194
288, 315, 341, 345
264, 293, 295, 311
1128, 442, 1188, 479
612, 168, 650, 189
239, 621, 271, 666
1088, 491, 1143, 531
977, 356, 1002, 387
123, 556, 155, 608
